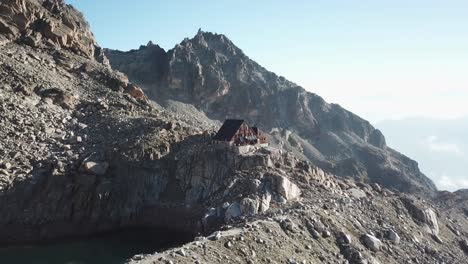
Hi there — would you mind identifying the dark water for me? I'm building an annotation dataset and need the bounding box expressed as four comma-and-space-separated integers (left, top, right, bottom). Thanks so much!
0, 227, 193, 264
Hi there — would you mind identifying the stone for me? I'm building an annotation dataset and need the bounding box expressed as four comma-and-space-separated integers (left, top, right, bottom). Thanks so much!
447, 224, 460, 236
324, 230, 333, 238
362, 234, 382, 252
0, 162, 11, 170
258, 192, 272, 213
387, 230, 400, 244
432, 234, 443, 244
460, 240, 468, 255
371, 183, 382, 193
225, 241, 233, 249
176, 249, 186, 257
78, 123, 88, 129
338, 231, 352, 245
310, 228, 321, 239
213, 232, 222, 241
402, 198, 439, 235
348, 188, 367, 199
275, 174, 301, 200
225, 202, 241, 221
240, 198, 259, 216
82, 161, 109, 175
126, 83, 147, 100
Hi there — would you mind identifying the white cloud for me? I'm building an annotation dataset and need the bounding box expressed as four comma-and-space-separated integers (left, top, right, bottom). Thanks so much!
424, 136, 465, 157
432, 173, 468, 192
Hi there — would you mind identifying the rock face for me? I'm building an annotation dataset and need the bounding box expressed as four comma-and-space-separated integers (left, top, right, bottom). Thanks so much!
105, 30, 437, 195
0, 0, 98, 59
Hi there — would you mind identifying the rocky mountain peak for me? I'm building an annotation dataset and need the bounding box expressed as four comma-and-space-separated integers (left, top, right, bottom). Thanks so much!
177, 29, 242, 58
106, 30, 438, 195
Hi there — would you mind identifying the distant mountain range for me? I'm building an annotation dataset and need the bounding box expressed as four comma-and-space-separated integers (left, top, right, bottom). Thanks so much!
105, 30, 437, 195
377, 117, 468, 191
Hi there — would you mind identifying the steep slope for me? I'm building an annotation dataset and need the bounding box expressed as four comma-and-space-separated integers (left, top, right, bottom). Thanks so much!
106, 30, 436, 195
0, 0, 334, 245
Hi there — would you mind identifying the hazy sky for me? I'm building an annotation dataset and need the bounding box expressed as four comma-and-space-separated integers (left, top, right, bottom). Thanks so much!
66, 0, 468, 123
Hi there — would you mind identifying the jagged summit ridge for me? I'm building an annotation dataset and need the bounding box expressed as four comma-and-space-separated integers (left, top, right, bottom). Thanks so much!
106, 30, 437, 194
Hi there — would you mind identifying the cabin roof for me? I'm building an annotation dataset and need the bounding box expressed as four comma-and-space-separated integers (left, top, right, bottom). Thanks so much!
213, 119, 245, 141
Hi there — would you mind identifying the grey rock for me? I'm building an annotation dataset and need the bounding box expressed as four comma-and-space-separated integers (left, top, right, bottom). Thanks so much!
176, 249, 186, 257
273, 174, 301, 200
310, 228, 321, 239
460, 240, 468, 255
0, 162, 11, 170
432, 234, 443, 244
224, 241, 233, 249
447, 224, 460, 236
402, 198, 439, 235
338, 231, 352, 245
81, 161, 109, 175
225, 202, 241, 221
240, 198, 259, 216
258, 192, 272, 213
348, 188, 367, 199
387, 230, 400, 244
362, 234, 382, 252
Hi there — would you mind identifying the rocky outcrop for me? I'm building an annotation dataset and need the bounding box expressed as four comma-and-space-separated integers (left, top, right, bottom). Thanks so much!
0, 0, 100, 60
402, 197, 440, 235
105, 30, 437, 195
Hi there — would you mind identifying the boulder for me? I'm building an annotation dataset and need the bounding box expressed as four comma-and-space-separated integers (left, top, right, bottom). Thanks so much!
126, 83, 147, 100
402, 198, 439, 235
460, 240, 468, 255
387, 230, 400, 244
225, 202, 241, 221
348, 188, 367, 199
0, 17, 19, 37
273, 174, 301, 200
82, 161, 109, 175
337, 231, 352, 245
432, 234, 443, 244
362, 234, 382, 252
240, 198, 259, 216
258, 192, 272, 213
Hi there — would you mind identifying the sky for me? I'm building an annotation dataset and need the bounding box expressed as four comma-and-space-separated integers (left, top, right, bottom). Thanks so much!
65, 0, 468, 190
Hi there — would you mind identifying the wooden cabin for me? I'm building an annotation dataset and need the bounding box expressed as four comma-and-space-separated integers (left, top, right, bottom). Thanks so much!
213, 119, 268, 146
251, 127, 268, 145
